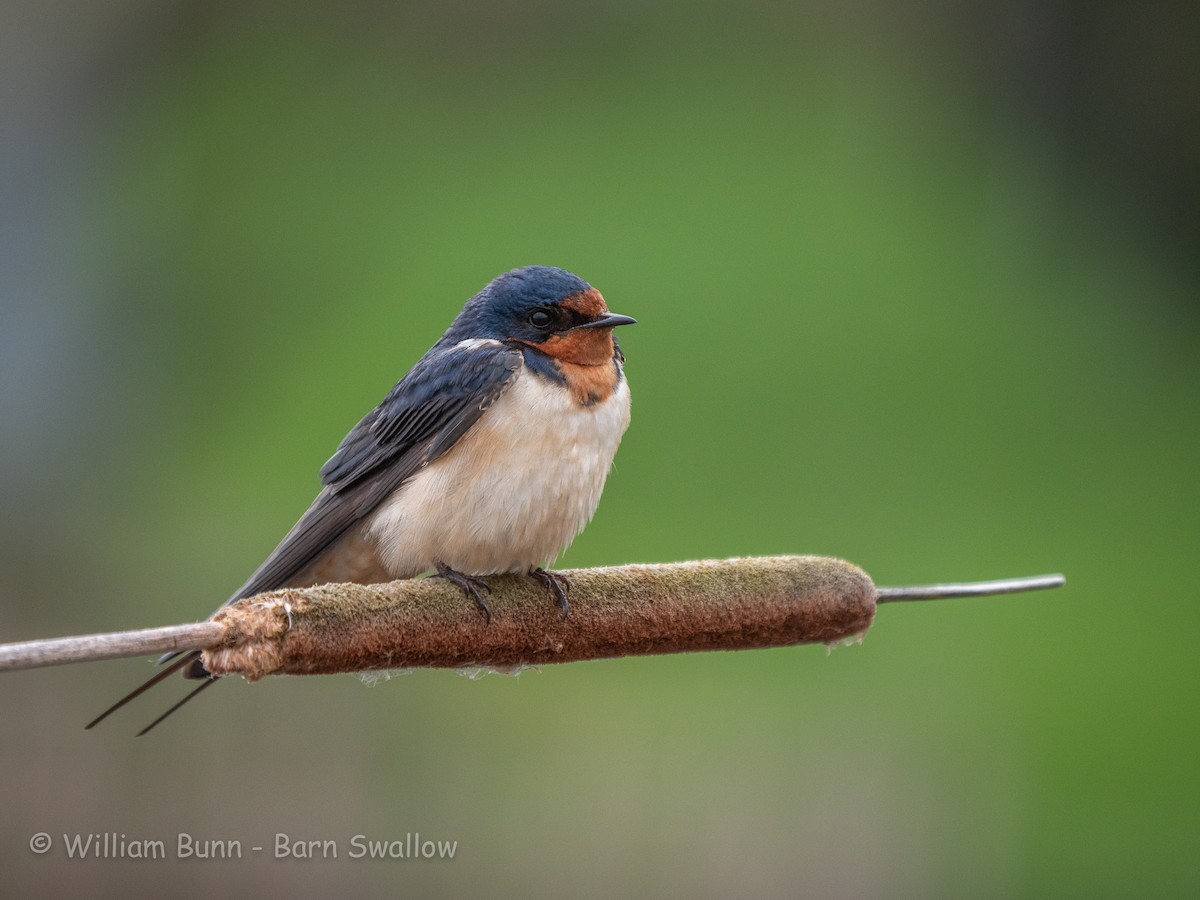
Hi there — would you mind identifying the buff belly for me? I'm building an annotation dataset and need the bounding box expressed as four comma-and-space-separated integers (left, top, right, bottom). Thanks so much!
362, 365, 630, 577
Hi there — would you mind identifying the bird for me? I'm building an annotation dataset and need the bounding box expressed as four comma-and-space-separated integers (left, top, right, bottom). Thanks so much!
87, 265, 634, 734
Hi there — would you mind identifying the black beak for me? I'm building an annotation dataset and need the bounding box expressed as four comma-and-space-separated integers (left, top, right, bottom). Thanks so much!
572, 312, 637, 330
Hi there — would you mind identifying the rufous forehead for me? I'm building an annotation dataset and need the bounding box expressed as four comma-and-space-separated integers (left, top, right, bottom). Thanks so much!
561, 287, 607, 318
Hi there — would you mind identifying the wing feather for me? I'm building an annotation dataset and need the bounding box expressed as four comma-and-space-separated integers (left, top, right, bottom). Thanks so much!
226, 340, 522, 604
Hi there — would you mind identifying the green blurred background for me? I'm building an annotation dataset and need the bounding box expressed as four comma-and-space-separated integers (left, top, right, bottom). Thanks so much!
2, 2, 1196, 896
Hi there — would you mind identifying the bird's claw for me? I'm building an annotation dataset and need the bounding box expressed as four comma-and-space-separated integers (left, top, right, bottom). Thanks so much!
529, 567, 571, 618
435, 563, 493, 623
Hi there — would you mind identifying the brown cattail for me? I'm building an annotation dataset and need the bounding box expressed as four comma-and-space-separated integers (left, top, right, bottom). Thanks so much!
0, 558, 1061, 680
203, 556, 878, 680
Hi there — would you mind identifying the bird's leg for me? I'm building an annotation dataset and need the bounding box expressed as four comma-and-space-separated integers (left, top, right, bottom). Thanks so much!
528, 567, 571, 618
434, 563, 493, 623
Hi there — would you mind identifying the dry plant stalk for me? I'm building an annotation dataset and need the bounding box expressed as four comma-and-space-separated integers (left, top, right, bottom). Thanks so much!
0, 556, 1062, 678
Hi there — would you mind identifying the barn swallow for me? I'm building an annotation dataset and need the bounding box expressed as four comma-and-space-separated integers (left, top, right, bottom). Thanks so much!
87, 265, 634, 734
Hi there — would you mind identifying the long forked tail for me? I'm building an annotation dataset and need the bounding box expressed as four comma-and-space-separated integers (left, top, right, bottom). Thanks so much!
85, 651, 216, 735
134, 677, 217, 736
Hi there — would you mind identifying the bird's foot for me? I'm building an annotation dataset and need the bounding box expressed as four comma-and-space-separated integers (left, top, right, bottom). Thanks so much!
529, 567, 571, 618
435, 563, 493, 623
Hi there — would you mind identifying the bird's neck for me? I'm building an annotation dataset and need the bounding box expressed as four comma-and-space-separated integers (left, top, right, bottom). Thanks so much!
519, 344, 623, 408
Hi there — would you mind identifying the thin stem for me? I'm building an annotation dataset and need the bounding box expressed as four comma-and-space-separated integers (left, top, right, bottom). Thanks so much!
876, 573, 1065, 603
0, 622, 224, 672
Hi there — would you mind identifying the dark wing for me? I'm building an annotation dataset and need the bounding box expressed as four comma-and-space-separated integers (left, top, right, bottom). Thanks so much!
87, 339, 522, 732
226, 339, 522, 602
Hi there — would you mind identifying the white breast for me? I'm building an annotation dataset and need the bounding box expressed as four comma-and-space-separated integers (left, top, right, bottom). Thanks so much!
365, 364, 631, 577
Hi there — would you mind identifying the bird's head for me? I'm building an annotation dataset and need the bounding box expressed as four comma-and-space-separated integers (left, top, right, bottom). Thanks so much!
451, 266, 635, 366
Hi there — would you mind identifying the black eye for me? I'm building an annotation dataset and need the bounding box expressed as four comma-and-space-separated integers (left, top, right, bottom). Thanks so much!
528, 308, 555, 330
